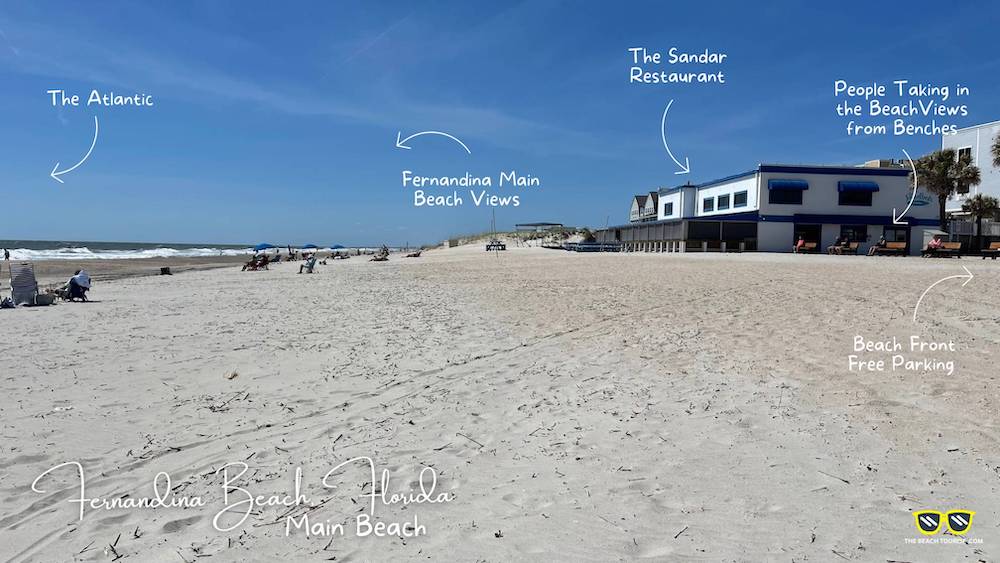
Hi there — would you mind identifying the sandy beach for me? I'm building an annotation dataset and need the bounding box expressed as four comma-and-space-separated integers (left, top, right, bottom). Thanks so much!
1, 246, 998, 561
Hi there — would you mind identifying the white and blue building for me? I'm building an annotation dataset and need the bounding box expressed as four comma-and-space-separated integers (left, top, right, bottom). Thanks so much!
605, 162, 939, 255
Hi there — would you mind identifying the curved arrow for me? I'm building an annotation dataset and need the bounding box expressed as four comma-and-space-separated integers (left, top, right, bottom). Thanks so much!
51, 115, 99, 184
660, 100, 690, 175
893, 148, 917, 224
912, 266, 973, 323
396, 130, 471, 154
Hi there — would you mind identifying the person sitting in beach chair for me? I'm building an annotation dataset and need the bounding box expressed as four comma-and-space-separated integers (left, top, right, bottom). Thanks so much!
298, 255, 317, 274
405, 249, 422, 258
66, 269, 91, 301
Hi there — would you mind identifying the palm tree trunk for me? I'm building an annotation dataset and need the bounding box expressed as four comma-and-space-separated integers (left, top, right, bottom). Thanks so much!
939, 195, 948, 231
976, 216, 983, 250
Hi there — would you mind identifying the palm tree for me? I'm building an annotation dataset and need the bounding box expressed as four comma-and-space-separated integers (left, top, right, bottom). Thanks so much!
912, 149, 981, 230
961, 194, 1000, 250
993, 132, 1000, 168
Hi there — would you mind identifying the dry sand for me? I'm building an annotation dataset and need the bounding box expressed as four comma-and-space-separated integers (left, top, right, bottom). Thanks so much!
1, 246, 998, 561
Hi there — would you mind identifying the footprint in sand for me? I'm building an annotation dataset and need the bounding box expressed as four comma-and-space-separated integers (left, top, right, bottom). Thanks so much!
161, 515, 202, 533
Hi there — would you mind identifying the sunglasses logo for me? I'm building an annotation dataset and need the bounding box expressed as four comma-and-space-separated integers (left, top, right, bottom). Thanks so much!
913, 510, 975, 536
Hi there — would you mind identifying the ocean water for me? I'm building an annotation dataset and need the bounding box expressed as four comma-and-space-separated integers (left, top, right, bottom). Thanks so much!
0, 240, 250, 261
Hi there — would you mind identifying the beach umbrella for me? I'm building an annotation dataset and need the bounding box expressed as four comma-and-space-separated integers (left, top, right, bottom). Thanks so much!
302, 244, 318, 249
330, 244, 345, 249
253, 243, 276, 251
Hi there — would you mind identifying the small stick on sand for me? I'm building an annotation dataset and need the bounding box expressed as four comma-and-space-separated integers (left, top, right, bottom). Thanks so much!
817, 470, 850, 485
456, 432, 484, 448
674, 526, 688, 539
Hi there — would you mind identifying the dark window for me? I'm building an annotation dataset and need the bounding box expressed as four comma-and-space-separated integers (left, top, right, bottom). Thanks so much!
883, 227, 907, 243
688, 221, 721, 240
717, 194, 730, 210
722, 222, 757, 240
733, 191, 748, 208
769, 189, 803, 205
703, 197, 714, 212
840, 225, 867, 242
838, 190, 873, 206
664, 202, 674, 216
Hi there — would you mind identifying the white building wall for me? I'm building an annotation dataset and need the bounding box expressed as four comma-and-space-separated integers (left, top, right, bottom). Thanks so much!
657, 191, 682, 220
757, 221, 792, 252
757, 167, 937, 255
694, 176, 758, 217
942, 121, 1000, 213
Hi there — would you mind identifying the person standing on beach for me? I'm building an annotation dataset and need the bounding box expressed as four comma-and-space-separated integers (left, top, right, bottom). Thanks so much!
3, 248, 8, 260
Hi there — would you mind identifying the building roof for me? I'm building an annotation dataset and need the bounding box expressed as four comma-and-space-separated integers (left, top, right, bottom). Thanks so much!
632, 194, 648, 206
647, 191, 659, 205
952, 119, 1000, 133
658, 163, 910, 195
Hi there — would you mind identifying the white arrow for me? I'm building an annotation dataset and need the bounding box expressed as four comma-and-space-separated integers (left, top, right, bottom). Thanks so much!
396, 130, 471, 154
51, 115, 99, 184
893, 148, 917, 224
912, 266, 973, 323
660, 100, 690, 175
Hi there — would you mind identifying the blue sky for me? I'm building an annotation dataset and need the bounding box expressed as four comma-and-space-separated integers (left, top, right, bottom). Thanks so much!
1, 1, 999, 246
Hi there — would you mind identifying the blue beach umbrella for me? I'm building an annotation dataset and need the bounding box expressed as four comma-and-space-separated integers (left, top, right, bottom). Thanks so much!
330, 244, 345, 249
302, 244, 318, 249
253, 243, 275, 251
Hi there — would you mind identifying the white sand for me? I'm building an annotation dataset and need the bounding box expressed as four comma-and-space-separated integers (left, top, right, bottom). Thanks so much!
1, 246, 998, 561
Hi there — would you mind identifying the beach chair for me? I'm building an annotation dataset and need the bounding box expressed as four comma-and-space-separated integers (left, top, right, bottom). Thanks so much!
9, 262, 39, 306
982, 242, 1000, 260
405, 250, 422, 258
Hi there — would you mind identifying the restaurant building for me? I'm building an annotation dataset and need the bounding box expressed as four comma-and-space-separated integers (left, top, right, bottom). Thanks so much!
601, 162, 939, 255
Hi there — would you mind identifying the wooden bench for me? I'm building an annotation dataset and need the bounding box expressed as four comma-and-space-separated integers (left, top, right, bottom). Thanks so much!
840, 242, 860, 255
485, 241, 506, 251
873, 241, 907, 256
794, 242, 818, 253
982, 242, 1000, 260
923, 241, 962, 258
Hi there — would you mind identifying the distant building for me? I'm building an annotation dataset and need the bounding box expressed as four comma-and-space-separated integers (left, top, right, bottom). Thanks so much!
515, 222, 565, 232
629, 191, 658, 223
600, 161, 938, 255
941, 120, 1000, 213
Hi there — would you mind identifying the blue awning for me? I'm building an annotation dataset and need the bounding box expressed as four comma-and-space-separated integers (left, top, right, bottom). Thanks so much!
768, 179, 809, 190
838, 181, 879, 192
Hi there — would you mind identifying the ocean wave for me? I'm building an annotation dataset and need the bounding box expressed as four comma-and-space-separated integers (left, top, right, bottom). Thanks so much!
6, 246, 250, 261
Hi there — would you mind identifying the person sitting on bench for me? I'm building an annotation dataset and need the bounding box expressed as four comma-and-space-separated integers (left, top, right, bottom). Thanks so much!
827, 236, 846, 255
793, 236, 806, 253
867, 236, 886, 256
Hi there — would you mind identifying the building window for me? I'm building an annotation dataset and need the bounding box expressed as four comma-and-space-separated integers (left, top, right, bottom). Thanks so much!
769, 189, 803, 205
957, 147, 972, 162
838, 190, 873, 206
733, 191, 748, 208
840, 225, 867, 242
717, 194, 730, 210
703, 197, 714, 212
664, 202, 674, 216
883, 227, 907, 243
